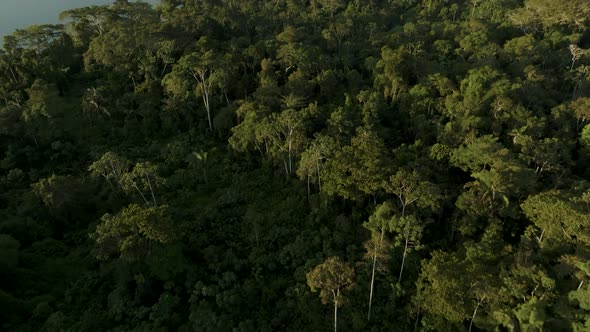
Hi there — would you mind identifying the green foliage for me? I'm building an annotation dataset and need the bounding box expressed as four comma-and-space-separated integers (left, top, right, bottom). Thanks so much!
322, 128, 390, 200
2, 0, 590, 331
92, 204, 174, 262
307, 256, 355, 306
521, 189, 590, 247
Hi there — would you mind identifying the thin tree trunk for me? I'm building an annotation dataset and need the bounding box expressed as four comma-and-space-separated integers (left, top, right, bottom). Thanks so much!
414, 304, 421, 332
334, 290, 339, 332
399, 237, 408, 283
288, 138, 292, 174
307, 175, 311, 201
397, 199, 408, 283
193, 70, 213, 132
202, 89, 212, 131
469, 296, 485, 332
367, 226, 384, 321
133, 183, 150, 205
283, 159, 289, 178
391, 85, 398, 105
105, 178, 115, 191
401, 201, 406, 218
7, 64, 18, 83
316, 158, 322, 191
224, 91, 230, 106
255, 142, 264, 157
368, 249, 377, 321
537, 229, 545, 243
146, 175, 157, 205
160, 63, 168, 78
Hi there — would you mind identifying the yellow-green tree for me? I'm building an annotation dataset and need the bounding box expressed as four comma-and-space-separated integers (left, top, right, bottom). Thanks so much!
306, 257, 355, 332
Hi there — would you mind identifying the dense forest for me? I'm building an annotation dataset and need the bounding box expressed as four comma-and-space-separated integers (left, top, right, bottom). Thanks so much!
1, 0, 590, 331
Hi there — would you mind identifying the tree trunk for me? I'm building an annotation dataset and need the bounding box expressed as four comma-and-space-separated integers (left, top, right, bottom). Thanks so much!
160, 63, 168, 78
316, 158, 322, 192
398, 199, 408, 283
400, 200, 406, 218
7, 64, 18, 83
288, 138, 293, 174
224, 91, 230, 106
307, 175, 311, 201
203, 89, 212, 131
255, 142, 264, 157
399, 237, 408, 283
537, 229, 545, 244
571, 58, 577, 71
145, 175, 157, 205
414, 304, 421, 332
334, 290, 339, 332
283, 159, 289, 178
105, 178, 115, 191
469, 296, 485, 332
470, 1, 477, 19
367, 226, 384, 321
391, 85, 398, 105
193, 70, 213, 132
133, 182, 150, 205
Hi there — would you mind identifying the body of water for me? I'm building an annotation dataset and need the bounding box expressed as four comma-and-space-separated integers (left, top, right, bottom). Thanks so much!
0, 0, 159, 42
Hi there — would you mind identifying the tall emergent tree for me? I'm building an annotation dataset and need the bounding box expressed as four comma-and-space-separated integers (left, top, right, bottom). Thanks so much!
307, 257, 355, 332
